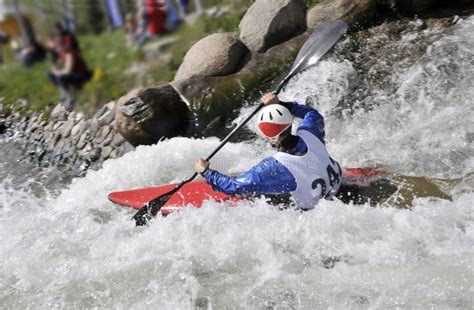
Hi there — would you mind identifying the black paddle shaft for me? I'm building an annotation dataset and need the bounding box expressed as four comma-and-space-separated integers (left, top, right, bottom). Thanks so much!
133, 20, 348, 226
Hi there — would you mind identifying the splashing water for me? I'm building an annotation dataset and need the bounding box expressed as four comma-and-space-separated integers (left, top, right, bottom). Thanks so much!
1, 17, 473, 308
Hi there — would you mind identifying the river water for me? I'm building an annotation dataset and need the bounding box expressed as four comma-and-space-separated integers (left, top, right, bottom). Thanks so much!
1, 17, 473, 309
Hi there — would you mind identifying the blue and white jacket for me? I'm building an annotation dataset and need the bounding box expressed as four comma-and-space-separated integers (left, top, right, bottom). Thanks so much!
204, 102, 326, 196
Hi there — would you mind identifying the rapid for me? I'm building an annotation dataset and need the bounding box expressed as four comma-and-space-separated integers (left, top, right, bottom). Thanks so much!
1, 16, 473, 308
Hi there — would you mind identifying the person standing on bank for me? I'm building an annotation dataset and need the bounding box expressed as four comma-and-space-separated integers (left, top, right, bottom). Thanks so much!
194, 93, 342, 210
48, 38, 91, 111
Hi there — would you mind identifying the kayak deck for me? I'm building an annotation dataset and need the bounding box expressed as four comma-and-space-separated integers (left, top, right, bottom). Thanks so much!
109, 168, 389, 215
108, 180, 238, 215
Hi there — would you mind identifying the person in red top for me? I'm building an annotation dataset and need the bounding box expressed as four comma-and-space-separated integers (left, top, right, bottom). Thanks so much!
48, 23, 91, 111
136, 0, 167, 46
146, 0, 167, 35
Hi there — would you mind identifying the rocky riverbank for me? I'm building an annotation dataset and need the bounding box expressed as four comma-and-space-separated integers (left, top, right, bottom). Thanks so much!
1, 0, 473, 171
1, 101, 134, 171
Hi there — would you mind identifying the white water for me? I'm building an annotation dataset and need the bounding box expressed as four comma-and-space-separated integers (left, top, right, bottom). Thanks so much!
1, 17, 474, 308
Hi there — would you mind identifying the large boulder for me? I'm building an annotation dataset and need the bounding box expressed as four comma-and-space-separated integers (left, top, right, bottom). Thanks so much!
174, 33, 248, 81
239, 0, 307, 53
307, 0, 376, 29
114, 85, 190, 146
172, 32, 310, 133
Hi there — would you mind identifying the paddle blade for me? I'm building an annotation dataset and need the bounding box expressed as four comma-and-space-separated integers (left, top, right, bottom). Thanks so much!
277, 20, 348, 92
132, 191, 174, 226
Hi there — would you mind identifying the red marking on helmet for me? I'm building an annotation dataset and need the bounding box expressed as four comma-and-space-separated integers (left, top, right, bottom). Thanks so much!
258, 122, 290, 138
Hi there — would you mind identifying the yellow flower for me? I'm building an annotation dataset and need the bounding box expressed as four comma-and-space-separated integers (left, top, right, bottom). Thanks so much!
92, 68, 104, 81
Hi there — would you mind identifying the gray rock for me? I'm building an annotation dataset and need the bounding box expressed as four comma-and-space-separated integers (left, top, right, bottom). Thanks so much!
105, 101, 116, 111
121, 141, 135, 154
97, 109, 115, 127
50, 104, 68, 121
61, 119, 75, 138
115, 85, 190, 146
55, 139, 65, 153
71, 122, 82, 138
94, 100, 116, 122
175, 33, 248, 81
239, 0, 307, 53
111, 133, 125, 146
78, 143, 93, 159
102, 135, 113, 147
44, 122, 54, 132
87, 148, 102, 162
68, 111, 77, 121
94, 105, 108, 120
43, 132, 53, 146
17, 99, 29, 107
171, 32, 309, 131
47, 133, 61, 151
27, 115, 38, 127
77, 132, 90, 150
307, 0, 376, 29
100, 125, 112, 140
88, 119, 100, 137
74, 112, 85, 123
19, 118, 28, 131
108, 148, 121, 159
101, 145, 112, 159
34, 131, 43, 142
71, 119, 88, 139
25, 123, 39, 134
53, 121, 63, 131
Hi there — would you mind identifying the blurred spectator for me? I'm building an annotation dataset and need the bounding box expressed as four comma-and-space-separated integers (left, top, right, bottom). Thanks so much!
178, 0, 189, 15
136, 0, 167, 46
15, 18, 46, 68
48, 25, 91, 111
46, 21, 80, 64
146, 0, 167, 35
0, 30, 8, 64
55, 21, 80, 52
125, 13, 139, 46
0, 30, 9, 45
18, 39, 46, 68
166, 0, 181, 32
175, 0, 203, 17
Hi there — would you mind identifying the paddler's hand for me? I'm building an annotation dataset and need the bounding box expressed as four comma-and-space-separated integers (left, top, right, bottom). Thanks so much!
261, 93, 279, 106
194, 159, 210, 176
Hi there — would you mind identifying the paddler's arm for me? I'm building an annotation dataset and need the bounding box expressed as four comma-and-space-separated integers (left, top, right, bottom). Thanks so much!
279, 100, 326, 144
195, 157, 296, 196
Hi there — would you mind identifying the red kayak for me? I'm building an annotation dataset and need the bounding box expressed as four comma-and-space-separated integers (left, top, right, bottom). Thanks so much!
108, 168, 388, 215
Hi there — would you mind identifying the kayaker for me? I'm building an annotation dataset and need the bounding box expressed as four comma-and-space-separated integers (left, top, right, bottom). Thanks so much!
194, 93, 343, 210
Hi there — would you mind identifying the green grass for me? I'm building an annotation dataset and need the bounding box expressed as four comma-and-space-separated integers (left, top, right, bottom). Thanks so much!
305, 0, 321, 6
139, 8, 247, 87
0, 5, 248, 116
0, 30, 137, 116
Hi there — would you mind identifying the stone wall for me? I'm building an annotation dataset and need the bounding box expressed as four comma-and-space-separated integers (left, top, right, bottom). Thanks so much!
1, 102, 134, 170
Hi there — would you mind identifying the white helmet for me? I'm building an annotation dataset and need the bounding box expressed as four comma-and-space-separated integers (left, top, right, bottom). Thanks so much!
257, 104, 293, 139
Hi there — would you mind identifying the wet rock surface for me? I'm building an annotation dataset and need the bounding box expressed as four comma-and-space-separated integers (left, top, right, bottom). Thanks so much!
115, 85, 191, 146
